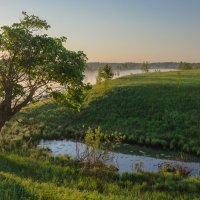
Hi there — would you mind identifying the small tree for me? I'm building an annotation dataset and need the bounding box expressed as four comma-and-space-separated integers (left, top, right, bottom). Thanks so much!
0, 12, 88, 130
96, 64, 114, 84
179, 62, 192, 70
141, 62, 149, 73
76, 127, 124, 169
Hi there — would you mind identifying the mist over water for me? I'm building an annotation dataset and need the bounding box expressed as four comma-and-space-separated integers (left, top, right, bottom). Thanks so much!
37, 68, 177, 98
84, 69, 178, 85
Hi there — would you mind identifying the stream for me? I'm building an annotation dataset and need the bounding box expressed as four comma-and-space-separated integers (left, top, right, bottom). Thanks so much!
38, 139, 200, 176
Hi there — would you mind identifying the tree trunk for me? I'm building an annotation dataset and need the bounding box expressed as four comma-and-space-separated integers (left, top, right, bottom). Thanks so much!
0, 105, 12, 131
0, 110, 12, 132
0, 94, 34, 132
0, 118, 5, 131
0, 82, 35, 131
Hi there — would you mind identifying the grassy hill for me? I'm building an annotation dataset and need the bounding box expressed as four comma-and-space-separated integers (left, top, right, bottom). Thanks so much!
2, 70, 200, 154
1, 70, 200, 199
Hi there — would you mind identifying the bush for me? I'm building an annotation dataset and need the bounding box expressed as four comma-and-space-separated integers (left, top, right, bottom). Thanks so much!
179, 62, 192, 70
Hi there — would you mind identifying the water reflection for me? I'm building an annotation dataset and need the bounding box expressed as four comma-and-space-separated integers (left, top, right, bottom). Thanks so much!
39, 139, 200, 176
84, 69, 178, 85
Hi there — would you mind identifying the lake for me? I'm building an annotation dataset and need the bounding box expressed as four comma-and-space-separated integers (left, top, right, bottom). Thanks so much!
39, 68, 178, 98
84, 68, 178, 85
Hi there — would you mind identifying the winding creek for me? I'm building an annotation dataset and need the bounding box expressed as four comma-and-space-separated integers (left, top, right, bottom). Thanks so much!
39, 139, 200, 176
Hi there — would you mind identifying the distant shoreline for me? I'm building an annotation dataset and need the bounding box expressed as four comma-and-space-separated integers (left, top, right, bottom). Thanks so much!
84, 68, 178, 85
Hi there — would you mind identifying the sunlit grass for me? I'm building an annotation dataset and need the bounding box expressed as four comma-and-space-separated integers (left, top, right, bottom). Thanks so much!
0, 152, 200, 199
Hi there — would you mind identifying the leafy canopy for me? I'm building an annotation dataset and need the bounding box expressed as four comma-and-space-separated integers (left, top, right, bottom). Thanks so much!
0, 12, 88, 128
179, 62, 192, 70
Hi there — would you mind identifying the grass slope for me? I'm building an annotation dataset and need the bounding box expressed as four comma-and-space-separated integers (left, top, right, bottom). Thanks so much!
0, 152, 200, 199
2, 70, 200, 154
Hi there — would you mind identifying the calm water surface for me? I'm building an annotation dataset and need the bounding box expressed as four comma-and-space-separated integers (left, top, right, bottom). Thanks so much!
39, 139, 200, 176
84, 69, 178, 85
39, 69, 178, 97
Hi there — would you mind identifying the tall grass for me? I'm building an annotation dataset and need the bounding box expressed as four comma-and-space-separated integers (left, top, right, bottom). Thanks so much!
0, 152, 200, 199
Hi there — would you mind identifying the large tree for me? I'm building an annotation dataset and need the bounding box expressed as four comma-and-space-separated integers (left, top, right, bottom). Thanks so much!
0, 12, 88, 130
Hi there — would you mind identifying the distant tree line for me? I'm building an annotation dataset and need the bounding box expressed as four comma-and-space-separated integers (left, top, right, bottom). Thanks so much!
178, 62, 200, 70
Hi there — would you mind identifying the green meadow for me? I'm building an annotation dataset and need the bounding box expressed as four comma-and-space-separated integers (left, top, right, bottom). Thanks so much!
3, 70, 200, 155
1, 70, 200, 199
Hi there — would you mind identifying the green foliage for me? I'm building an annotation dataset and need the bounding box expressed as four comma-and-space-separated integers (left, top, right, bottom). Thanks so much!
96, 64, 114, 84
134, 161, 144, 173
76, 127, 124, 168
140, 62, 149, 72
158, 162, 190, 177
0, 12, 87, 129
51, 83, 92, 111
179, 62, 192, 70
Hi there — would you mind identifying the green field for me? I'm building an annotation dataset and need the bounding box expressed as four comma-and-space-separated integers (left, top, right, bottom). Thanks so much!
1, 70, 200, 199
2, 70, 200, 154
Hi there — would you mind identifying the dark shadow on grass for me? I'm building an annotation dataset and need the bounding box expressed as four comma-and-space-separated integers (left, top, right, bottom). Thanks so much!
0, 153, 74, 184
76, 84, 200, 135
0, 153, 119, 188
71, 83, 200, 154
0, 173, 37, 200
0, 153, 199, 196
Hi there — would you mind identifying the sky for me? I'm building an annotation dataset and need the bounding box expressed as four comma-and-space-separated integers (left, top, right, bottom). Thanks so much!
0, 0, 200, 63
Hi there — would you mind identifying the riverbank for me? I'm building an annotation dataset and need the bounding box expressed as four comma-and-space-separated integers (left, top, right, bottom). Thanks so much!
1, 70, 200, 199
2, 70, 200, 155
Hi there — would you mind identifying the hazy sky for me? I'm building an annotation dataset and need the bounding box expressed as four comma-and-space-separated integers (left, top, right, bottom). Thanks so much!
0, 0, 200, 62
